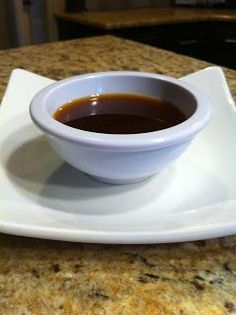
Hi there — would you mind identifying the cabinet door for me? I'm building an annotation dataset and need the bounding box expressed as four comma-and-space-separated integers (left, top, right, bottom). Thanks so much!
208, 21, 236, 68
111, 26, 165, 46
151, 23, 209, 60
209, 21, 236, 52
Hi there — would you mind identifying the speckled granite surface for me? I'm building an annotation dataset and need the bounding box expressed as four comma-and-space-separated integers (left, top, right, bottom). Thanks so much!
0, 36, 236, 314
55, 7, 236, 29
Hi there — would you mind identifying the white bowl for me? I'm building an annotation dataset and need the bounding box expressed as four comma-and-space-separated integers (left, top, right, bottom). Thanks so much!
30, 71, 211, 184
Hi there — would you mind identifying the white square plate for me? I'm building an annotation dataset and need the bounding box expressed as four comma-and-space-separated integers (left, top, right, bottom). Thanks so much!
0, 67, 236, 244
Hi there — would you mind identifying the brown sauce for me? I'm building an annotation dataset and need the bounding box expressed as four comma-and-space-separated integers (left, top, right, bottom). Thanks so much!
53, 93, 187, 134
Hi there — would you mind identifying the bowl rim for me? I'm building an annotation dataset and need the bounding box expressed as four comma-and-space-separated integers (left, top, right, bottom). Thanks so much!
30, 71, 211, 151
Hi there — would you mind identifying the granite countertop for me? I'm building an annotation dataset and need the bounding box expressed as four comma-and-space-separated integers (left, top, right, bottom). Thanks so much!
55, 7, 236, 30
0, 35, 236, 314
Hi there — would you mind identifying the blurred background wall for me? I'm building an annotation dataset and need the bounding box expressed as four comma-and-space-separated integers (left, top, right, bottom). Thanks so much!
0, 0, 172, 49
0, 0, 235, 49
0, 0, 65, 49
85, 0, 170, 11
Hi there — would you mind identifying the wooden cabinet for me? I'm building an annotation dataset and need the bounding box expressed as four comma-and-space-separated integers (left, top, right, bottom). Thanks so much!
130, 23, 208, 60
56, 18, 236, 69
208, 21, 236, 68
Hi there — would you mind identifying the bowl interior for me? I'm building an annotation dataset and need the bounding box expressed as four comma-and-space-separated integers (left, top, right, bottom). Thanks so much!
45, 74, 197, 119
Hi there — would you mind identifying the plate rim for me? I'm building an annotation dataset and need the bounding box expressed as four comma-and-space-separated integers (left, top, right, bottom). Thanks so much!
1, 66, 236, 243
